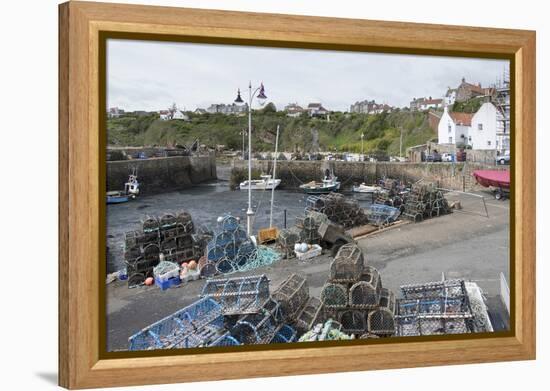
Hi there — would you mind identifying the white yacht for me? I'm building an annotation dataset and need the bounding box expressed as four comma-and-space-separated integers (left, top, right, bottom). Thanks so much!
352, 183, 382, 194
239, 174, 281, 190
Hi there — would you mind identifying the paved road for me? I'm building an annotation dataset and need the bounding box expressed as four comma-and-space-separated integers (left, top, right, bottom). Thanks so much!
106, 189, 509, 351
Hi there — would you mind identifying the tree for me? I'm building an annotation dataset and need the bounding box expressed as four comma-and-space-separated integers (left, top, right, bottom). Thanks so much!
263, 102, 277, 113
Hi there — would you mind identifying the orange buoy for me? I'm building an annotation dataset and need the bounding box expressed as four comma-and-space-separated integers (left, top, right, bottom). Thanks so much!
145, 277, 154, 286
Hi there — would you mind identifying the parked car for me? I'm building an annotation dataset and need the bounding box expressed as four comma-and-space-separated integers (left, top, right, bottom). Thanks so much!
497, 154, 510, 165
441, 153, 453, 162
426, 152, 442, 162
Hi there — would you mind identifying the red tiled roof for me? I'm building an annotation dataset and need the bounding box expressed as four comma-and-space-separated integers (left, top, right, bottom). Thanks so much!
449, 112, 474, 126
423, 98, 443, 105
461, 82, 485, 95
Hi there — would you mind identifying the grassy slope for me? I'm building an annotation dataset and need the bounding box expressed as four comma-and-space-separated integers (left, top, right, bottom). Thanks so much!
107, 109, 436, 155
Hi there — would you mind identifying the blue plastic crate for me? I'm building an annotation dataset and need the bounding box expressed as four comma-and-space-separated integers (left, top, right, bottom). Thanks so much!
155, 276, 181, 291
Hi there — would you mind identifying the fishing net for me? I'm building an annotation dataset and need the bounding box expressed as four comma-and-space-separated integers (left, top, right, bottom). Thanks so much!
205, 214, 281, 276
298, 319, 353, 342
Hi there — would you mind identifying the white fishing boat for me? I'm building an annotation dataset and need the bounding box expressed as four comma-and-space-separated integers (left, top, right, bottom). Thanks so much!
239, 174, 281, 190
106, 170, 140, 204
300, 170, 341, 194
352, 183, 382, 194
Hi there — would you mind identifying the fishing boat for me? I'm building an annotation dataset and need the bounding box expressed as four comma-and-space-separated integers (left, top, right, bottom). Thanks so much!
106, 191, 131, 204
239, 174, 281, 190
124, 172, 140, 197
472, 169, 510, 200
106, 171, 140, 204
352, 183, 382, 194
300, 170, 341, 194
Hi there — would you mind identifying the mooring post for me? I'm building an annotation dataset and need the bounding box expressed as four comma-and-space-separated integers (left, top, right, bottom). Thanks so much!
284, 209, 287, 228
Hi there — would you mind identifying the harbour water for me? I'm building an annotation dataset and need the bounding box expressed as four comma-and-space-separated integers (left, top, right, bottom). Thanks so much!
106, 180, 374, 272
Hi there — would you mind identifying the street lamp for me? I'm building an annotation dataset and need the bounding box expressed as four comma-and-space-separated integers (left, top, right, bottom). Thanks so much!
235, 82, 267, 236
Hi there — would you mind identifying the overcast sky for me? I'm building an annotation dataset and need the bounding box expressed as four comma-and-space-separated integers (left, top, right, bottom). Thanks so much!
107, 39, 509, 112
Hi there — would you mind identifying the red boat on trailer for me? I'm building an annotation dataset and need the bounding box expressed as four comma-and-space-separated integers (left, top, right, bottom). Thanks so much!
472, 170, 510, 200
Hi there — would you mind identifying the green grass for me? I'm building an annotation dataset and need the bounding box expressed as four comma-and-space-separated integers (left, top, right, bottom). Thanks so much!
107, 108, 436, 156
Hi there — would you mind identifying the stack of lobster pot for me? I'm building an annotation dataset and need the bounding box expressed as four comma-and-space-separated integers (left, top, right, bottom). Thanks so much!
123, 210, 205, 288
401, 182, 452, 222
272, 274, 310, 324
374, 178, 406, 211
203, 215, 255, 276
306, 193, 369, 229
319, 243, 396, 337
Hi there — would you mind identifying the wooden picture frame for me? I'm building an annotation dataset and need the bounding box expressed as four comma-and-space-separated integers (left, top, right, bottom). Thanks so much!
59, 1, 536, 388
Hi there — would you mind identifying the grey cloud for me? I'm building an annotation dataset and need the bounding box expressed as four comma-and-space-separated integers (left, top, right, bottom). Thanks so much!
107, 39, 508, 112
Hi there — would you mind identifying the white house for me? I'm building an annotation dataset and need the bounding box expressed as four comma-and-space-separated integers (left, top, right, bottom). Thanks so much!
438, 102, 502, 150
172, 110, 189, 121
307, 103, 328, 117
108, 107, 125, 118
470, 102, 500, 150
437, 106, 473, 146
284, 103, 304, 117
444, 88, 457, 106
159, 110, 171, 120
419, 98, 443, 111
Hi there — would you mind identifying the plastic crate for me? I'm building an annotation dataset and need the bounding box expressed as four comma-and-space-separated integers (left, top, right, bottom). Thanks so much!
295, 244, 322, 261
155, 276, 181, 291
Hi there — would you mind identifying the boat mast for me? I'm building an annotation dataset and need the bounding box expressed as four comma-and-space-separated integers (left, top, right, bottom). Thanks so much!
269, 125, 280, 227
246, 82, 254, 236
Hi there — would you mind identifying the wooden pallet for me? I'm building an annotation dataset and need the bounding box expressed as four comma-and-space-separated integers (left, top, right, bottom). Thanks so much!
349, 220, 410, 240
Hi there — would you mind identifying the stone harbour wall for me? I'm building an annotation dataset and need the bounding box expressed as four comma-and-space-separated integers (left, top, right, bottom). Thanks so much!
107, 154, 216, 195
232, 159, 508, 192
